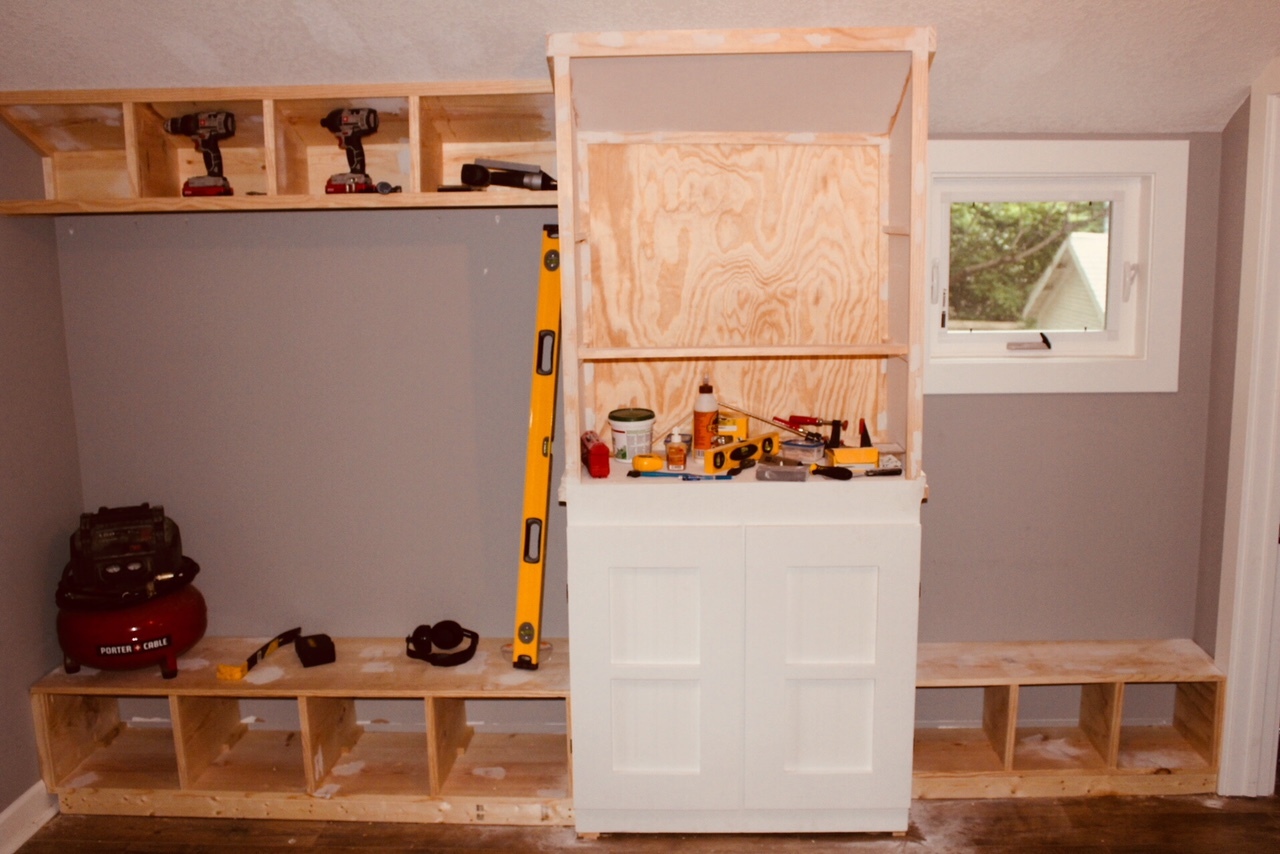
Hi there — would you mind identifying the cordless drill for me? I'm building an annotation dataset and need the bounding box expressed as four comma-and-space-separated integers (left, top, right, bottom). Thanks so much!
320, 107, 394, 194
163, 111, 236, 197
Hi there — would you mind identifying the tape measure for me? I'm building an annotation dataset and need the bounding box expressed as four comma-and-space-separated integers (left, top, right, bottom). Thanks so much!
217, 627, 301, 680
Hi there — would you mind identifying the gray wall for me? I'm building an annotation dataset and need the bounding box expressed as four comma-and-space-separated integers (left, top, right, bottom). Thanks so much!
917, 135, 1225, 723
0, 127, 83, 805
1196, 100, 1251, 653
920, 134, 1222, 644
56, 209, 568, 645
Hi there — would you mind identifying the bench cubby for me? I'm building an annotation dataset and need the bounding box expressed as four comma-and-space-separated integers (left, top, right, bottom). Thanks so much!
31, 636, 571, 824
913, 639, 1224, 798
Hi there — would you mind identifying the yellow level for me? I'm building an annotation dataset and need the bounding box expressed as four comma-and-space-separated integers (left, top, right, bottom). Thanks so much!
512, 225, 560, 670
704, 432, 780, 474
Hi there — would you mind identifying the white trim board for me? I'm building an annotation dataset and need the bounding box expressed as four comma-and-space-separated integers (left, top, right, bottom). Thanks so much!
0, 781, 57, 854
1216, 56, 1280, 797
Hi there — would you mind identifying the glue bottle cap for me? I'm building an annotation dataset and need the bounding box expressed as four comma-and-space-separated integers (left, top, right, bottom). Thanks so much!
699, 376, 713, 393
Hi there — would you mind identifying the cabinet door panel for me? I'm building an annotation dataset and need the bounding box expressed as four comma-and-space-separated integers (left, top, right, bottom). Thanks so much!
743, 524, 920, 809
568, 524, 744, 810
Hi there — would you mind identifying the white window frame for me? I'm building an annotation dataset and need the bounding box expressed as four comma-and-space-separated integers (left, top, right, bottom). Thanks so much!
925, 140, 1189, 394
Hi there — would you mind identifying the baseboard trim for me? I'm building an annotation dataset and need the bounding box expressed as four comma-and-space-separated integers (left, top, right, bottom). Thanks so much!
0, 781, 57, 854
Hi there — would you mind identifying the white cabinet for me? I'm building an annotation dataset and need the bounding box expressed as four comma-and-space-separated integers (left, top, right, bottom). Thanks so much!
567, 525, 745, 814
549, 24, 933, 835
566, 478, 925, 833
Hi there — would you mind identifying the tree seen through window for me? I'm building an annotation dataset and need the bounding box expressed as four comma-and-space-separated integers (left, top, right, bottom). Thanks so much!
948, 201, 1110, 329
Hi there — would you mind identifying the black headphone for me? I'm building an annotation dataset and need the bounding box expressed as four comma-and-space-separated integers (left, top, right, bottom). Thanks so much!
405, 620, 479, 667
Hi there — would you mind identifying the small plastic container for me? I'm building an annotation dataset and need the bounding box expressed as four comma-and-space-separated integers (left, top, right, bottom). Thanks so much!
780, 438, 825, 463
608, 407, 655, 461
664, 432, 691, 471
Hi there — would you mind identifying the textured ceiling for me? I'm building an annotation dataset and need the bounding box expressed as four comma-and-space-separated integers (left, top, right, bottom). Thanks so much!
2, 0, 1278, 134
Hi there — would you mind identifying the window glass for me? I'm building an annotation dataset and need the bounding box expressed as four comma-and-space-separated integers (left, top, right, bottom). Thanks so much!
947, 201, 1111, 333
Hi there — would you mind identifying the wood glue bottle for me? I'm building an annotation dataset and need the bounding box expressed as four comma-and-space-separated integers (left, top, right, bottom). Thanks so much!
693, 375, 717, 459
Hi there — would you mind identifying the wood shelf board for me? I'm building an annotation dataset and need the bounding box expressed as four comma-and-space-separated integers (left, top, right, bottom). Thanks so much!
31, 637, 570, 698
912, 770, 1218, 800
1011, 727, 1108, 772
314, 730, 432, 797
0, 190, 555, 215
548, 27, 935, 60
53, 725, 181, 792
912, 727, 1005, 775
185, 728, 308, 793
439, 732, 570, 800
1116, 725, 1214, 773
916, 639, 1223, 687
0, 81, 553, 109
576, 344, 910, 360
57, 787, 574, 825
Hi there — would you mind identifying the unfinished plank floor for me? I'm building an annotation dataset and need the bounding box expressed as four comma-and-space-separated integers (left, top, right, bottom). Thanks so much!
19, 793, 1280, 853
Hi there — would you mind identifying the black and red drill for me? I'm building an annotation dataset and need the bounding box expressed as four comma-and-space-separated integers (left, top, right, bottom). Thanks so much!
164, 111, 236, 197
320, 107, 400, 194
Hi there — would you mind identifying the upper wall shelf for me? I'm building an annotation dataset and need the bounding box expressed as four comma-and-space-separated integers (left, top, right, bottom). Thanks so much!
0, 82, 557, 214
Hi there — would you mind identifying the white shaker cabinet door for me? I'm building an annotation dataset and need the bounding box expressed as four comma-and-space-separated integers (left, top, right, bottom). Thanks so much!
567, 524, 745, 811
742, 524, 921, 810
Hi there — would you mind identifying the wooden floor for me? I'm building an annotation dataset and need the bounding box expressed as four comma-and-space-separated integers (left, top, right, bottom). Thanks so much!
19, 793, 1280, 853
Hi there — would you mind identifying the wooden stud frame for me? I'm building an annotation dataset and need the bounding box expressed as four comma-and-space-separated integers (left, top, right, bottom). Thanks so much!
549, 28, 933, 481
914, 639, 1225, 798
29, 637, 572, 825
0, 82, 557, 214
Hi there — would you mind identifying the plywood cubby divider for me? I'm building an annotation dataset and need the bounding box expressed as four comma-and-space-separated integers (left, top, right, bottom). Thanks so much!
30, 636, 571, 825
914, 639, 1225, 798
0, 83, 556, 214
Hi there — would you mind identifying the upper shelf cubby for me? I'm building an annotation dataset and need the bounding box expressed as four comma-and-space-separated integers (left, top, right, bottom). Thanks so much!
0, 82, 556, 214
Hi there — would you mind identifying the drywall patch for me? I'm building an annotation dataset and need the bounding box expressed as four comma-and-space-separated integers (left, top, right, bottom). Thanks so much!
332, 759, 365, 776
63, 772, 99, 789
244, 665, 284, 685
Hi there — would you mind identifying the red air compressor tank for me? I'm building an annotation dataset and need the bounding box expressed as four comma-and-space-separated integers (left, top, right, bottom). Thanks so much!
55, 503, 207, 679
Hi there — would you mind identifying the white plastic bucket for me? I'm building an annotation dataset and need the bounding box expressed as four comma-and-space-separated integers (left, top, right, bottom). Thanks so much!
608, 408, 655, 461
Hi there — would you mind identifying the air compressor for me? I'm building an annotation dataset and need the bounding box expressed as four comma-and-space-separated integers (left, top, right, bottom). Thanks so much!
55, 503, 206, 679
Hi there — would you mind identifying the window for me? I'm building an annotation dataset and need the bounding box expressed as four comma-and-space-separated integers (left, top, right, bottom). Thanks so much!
925, 140, 1189, 394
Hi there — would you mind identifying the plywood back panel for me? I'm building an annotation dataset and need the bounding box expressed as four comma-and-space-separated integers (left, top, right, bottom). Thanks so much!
585, 141, 883, 350
586, 357, 886, 444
